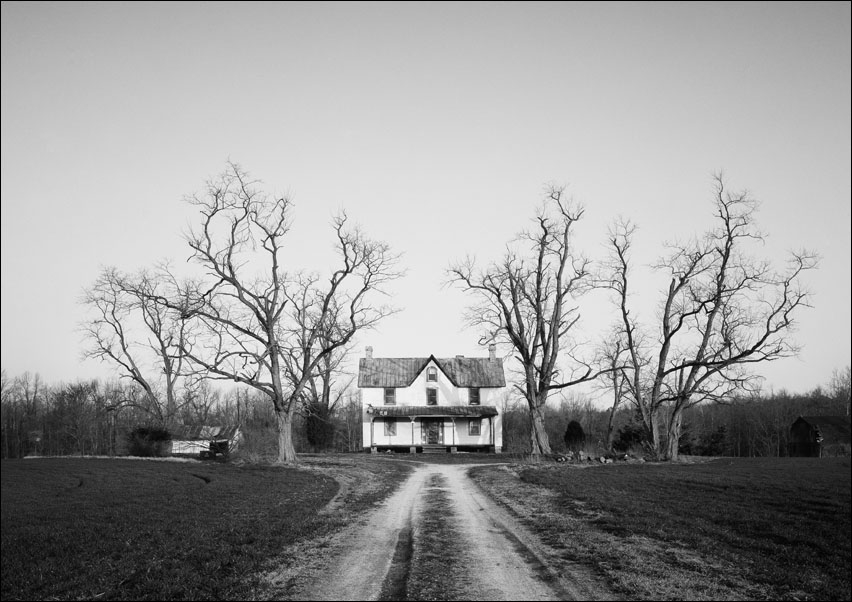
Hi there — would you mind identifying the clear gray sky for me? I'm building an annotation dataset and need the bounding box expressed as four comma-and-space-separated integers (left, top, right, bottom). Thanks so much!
2, 2, 850, 401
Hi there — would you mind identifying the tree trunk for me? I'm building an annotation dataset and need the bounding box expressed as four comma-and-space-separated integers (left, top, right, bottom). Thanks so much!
528, 403, 551, 455
606, 405, 618, 451
275, 405, 298, 464
637, 406, 664, 459
665, 406, 684, 461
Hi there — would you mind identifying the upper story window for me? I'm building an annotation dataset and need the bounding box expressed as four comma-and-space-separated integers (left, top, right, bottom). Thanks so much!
427, 388, 438, 405
384, 388, 396, 405
427, 367, 438, 382
469, 388, 481, 405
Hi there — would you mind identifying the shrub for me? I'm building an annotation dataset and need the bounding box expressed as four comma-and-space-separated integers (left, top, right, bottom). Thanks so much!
126, 426, 172, 457
563, 420, 586, 455
613, 421, 645, 453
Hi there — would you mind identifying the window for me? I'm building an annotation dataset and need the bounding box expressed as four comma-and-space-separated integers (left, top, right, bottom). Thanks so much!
384, 419, 396, 436
469, 387, 480, 405
427, 366, 437, 381
427, 388, 438, 405
469, 419, 481, 436
384, 388, 396, 405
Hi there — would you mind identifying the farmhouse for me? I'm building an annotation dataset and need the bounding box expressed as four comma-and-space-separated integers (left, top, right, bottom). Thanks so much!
171, 425, 243, 458
359, 346, 506, 453
789, 416, 851, 457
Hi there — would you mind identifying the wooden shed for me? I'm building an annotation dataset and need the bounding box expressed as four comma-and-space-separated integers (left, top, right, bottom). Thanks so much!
789, 416, 851, 457
171, 425, 243, 458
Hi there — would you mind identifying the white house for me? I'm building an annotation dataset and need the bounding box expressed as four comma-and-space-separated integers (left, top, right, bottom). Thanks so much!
359, 346, 505, 453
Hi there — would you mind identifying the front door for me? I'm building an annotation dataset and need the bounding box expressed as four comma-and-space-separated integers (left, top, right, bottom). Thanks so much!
422, 419, 443, 445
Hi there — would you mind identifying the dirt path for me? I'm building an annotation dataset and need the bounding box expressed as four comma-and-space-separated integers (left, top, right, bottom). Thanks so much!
284, 463, 615, 601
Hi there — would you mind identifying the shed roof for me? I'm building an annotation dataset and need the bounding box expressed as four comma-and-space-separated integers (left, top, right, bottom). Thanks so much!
358, 355, 505, 388
367, 405, 499, 418
172, 425, 241, 442
793, 416, 851, 444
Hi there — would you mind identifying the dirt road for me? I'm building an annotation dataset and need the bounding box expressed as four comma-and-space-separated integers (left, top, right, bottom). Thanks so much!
282, 462, 615, 601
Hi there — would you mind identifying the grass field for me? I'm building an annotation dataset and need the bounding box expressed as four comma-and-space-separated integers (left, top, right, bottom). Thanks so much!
0, 456, 411, 601
3, 455, 849, 601
470, 457, 852, 601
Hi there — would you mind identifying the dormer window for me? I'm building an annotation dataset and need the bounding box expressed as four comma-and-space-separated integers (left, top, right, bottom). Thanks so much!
427, 367, 437, 382
469, 388, 480, 405
384, 388, 396, 405
427, 388, 438, 405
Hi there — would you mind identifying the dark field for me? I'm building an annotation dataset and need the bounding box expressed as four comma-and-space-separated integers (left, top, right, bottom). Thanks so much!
0, 457, 411, 601
3, 456, 850, 601
470, 457, 852, 601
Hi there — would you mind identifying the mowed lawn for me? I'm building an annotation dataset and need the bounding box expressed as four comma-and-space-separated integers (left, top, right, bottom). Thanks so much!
0, 457, 410, 601
471, 457, 852, 601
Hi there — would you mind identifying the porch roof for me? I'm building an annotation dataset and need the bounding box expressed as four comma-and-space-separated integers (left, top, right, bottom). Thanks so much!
367, 405, 498, 418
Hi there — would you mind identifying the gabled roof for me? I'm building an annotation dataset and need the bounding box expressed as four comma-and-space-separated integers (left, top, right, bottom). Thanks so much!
358, 355, 505, 388
793, 416, 851, 444
367, 405, 499, 418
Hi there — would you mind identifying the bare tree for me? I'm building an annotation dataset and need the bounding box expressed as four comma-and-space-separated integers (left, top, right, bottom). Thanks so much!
596, 331, 630, 452
604, 176, 819, 460
179, 379, 221, 425
0, 372, 45, 457
81, 267, 190, 426
299, 343, 353, 451
172, 163, 401, 464
600, 218, 665, 452
449, 186, 608, 455
828, 366, 851, 416
338, 388, 364, 452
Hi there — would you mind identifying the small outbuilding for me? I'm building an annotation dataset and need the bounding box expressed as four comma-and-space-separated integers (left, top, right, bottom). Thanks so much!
171, 425, 243, 458
789, 416, 851, 457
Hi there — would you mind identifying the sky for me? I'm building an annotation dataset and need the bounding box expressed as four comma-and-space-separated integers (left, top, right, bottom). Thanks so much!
2, 1, 850, 405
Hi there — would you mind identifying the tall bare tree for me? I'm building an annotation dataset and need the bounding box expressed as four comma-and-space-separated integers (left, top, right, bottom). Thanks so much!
81, 267, 191, 426
595, 331, 631, 452
604, 176, 819, 459
172, 163, 401, 464
449, 186, 606, 455
599, 218, 664, 451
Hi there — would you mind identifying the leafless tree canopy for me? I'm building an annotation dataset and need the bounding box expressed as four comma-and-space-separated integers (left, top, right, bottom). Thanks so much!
166, 163, 401, 463
81, 267, 190, 425
448, 186, 606, 455
603, 175, 819, 459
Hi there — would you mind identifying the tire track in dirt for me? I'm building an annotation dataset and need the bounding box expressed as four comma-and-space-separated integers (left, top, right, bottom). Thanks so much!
285, 462, 615, 601
292, 464, 429, 601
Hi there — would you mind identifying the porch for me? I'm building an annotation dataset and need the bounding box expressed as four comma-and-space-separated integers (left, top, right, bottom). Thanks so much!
365, 405, 501, 453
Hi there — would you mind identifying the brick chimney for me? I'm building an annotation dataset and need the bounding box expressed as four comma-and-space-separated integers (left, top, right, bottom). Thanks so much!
488, 344, 496, 360
365, 346, 373, 359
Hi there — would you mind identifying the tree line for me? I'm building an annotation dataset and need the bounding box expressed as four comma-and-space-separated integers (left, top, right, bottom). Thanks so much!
0, 370, 365, 459
2, 164, 832, 463
501, 366, 849, 457
2, 365, 847, 460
